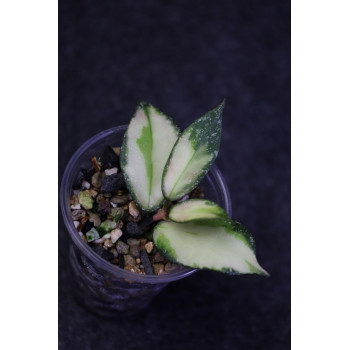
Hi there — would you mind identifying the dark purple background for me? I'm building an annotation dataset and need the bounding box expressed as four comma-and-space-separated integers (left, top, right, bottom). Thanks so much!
59, 1, 290, 349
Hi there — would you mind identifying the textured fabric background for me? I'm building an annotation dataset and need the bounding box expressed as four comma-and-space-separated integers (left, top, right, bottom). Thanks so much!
59, 1, 290, 349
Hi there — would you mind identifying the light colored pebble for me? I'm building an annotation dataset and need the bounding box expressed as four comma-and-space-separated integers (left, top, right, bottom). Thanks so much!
124, 265, 141, 273
88, 212, 101, 227
112, 147, 120, 156
111, 228, 123, 243
71, 209, 86, 220
91, 172, 103, 188
105, 167, 118, 176
152, 263, 165, 275
128, 201, 140, 218
136, 258, 141, 264
127, 238, 140, 246
71, 203, 81, 210
82, 180, 91, 189
124, 254, 136, 266
103, 238, 114, 248
110, 201, 117, 208
73, 221, 80, 228
87, 189, 98, 198
93, 233, 111, 244
145, 242, 154, 254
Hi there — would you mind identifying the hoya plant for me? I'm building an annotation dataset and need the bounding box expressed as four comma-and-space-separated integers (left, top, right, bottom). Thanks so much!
120, 101, 268, 276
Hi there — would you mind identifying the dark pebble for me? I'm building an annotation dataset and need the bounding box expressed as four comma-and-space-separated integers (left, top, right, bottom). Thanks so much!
101, 173, 124, 193
98, 198, 111, 215
85, 168, 95, 183
140, 250, 154, 275
126, 222, 143, 237
82, 220, 94, 234
91, 245, 114, 261
99, 213, 107, 222
129, 245, 140, 258
119, 254, 125, 269
72, 170, 85, 189
139, 216, 154, 229
99, 146, 119, 170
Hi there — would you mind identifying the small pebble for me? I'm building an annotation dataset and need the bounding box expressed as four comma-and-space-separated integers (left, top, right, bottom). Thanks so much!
82, 180, 91, 189
140, 238, 147, 250
111, 193, 132, 205
136, 258, 141, 264
86, 227, 100, 242
91, 245, 113, 261
112, 147, 121, 156
98, 220, 117, 234
98, 198, 111, 215
78, 190, 94, 210
103, 238, 114, 248
124, 265, 141, 273
111, 228, 123, 243
87, 189, 98, 198
71, 203, 81, 210
91, 172, 103, 188
88, 212, 101, 227
72, 170, 85, 190
71, 209, 86, 220
110, 207, 124, 221
110, 248, 118, 258
93, 233, 111, 244
139, 216, 154, 229
129, 245, 140, 258
105, 167, 118, 176
165, 262, 180, 273
124, 254, 136, 266
116, 241, 129, 254
145, 242, 154, 254
129, 201, 140, 218
153, 251, 166, 263
126, 222, 143, 237
101, 173, 124, 193
73, 221, 80, 228
82, 220, 94, 233
152, 263, 165, 275
140, 250, 154, 275
100, 146, 119, 169
127, 238, 140, 246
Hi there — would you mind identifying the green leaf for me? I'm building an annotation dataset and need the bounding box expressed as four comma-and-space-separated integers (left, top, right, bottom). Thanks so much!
153, 219, 268, 276
162, 100, 225, 201
120, 102, 180, 211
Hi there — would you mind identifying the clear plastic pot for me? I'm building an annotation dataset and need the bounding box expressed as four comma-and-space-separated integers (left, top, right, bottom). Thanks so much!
60, 126, 232, 317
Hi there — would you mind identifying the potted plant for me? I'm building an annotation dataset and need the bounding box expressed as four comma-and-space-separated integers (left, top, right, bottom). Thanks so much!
60, 101, 268, 317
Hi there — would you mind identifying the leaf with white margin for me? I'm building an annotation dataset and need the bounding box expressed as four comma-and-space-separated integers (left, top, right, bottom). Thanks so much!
153, 219, 268, 275
120, 102, 180, 211
169, 199, 231, 225
162, 100, 225, 201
